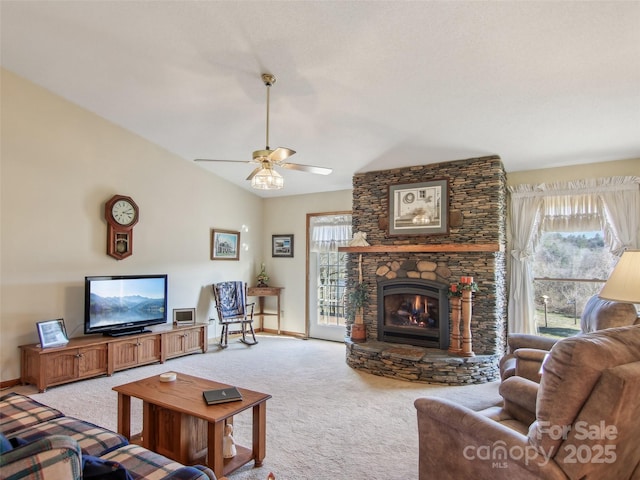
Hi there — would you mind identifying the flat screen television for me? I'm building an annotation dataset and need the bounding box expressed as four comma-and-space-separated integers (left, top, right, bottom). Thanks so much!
84, 274, 168, 336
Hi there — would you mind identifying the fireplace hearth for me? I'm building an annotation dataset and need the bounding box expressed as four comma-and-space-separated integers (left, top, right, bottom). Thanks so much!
377, 278, 449, 349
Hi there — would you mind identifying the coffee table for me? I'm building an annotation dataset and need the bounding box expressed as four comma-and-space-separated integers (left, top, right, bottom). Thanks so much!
113, 372, 271, 478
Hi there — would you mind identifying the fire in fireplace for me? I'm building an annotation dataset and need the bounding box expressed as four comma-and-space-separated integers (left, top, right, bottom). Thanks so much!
377, 278, 449, 349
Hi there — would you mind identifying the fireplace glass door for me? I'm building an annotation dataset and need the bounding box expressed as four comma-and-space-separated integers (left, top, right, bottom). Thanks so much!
384, 293, 440, 332
377, 279, 449, 348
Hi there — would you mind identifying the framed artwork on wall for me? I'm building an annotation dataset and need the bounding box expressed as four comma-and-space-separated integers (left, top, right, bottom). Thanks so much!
272, 234, 294, 257
388, 179, 449, 236
36, 318, 69, 348
211, 229, 240, 260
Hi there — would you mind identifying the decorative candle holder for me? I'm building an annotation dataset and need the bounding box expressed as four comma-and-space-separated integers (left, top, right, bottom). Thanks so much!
461, 289, 475, 357
448, 297, 462, 354
448, 283, 462, 354
459, 276, 477, 357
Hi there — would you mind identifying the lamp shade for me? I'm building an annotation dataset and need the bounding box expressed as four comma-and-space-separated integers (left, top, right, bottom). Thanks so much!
599, 250, 640, 303
251, 166, 284, 190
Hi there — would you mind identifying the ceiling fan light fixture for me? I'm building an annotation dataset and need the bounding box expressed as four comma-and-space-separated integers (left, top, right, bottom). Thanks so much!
251, 165, 284, 190
195, 73, 331, 188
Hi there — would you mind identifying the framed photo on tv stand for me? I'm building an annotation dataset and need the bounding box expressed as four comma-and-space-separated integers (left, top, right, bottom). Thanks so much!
36, 318, 69, 348
173, 308, 196, 326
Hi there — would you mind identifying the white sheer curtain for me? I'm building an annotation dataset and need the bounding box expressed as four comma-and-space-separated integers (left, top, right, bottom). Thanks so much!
598, 177, 640, 255
508, 187, 543, 334
309, 214, 352, 253
508, 176, 640, 333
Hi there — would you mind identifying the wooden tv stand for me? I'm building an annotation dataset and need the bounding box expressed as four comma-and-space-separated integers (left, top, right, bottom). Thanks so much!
20, 324, 208, 392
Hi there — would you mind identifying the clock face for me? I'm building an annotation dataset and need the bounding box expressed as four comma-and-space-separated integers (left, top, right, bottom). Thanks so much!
111, 200, 137, 226
403, 192, 415, 204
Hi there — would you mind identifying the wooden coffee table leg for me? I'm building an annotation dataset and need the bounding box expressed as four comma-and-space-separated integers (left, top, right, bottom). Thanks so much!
142, 401, 153, 450
117, 393, 131, 440
253, 402, 267, 467
207, 420, 225, 478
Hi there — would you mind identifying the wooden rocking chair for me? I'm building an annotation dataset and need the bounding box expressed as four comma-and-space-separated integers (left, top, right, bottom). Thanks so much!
212, 281, 258, 348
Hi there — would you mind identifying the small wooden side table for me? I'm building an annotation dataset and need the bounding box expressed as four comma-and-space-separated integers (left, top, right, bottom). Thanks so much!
247, 286, 283, 334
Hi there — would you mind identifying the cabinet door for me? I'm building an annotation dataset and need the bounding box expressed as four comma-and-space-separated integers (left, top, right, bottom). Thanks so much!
137, 335, 161, 364
182, 328, 203, 354
163, 331, 186, 359
45, 350, 79, 386
110, 338, 140, 371
78, 344, 108, 378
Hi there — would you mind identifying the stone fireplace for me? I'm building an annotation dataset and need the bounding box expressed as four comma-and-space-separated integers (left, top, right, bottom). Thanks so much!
377, 278, 449, 349
342, 155, 507, 385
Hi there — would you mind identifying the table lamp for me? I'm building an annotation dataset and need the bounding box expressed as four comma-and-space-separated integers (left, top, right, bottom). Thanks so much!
598, 250, 640, 304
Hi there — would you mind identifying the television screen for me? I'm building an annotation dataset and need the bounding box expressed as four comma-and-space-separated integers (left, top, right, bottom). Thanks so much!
84, 274, 168, 336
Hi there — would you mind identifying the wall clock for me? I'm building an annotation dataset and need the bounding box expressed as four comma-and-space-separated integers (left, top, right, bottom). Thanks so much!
104, 194, 139, 260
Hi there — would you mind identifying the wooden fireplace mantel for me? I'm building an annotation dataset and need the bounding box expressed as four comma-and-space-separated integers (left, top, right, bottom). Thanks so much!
338, 243, 503, 253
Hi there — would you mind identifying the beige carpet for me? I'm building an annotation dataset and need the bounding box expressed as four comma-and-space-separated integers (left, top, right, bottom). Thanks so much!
10, 334, 502, 480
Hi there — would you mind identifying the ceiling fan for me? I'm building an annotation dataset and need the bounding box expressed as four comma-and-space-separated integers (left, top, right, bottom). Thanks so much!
195, 73, 332, 190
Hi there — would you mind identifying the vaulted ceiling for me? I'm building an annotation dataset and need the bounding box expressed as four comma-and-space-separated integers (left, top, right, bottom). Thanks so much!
2, 1, 639, 196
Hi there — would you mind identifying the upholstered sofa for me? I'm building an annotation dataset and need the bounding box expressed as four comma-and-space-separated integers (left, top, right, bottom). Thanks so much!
415, 324, 640, 479
500, 295, 639, 382
0, 392, 216, 480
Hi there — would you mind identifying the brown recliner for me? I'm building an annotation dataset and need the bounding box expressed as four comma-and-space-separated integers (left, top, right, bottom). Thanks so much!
415, 324, 640, 479
500, 295, 638, 382
579, 295, 639, 332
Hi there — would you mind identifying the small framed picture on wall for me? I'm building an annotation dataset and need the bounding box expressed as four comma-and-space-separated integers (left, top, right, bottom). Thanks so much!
272, 234, 294, 257
211, 228, 240, 261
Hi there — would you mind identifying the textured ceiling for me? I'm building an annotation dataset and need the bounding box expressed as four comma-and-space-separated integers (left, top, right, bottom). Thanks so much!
2, 1, 639, 197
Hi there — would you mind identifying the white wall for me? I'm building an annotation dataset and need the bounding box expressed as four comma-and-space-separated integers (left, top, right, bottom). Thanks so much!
259, 191, 352, 335
0, 69, 264, 381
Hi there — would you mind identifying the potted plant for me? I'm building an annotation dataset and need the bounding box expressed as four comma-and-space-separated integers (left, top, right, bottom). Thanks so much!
348, 281, 369, 342
257, 263, 269, 287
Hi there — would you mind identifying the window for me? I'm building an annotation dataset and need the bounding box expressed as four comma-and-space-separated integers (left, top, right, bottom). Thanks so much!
533, 230, 617, 337
316, 251, 348, 326
508, 176, 639, 334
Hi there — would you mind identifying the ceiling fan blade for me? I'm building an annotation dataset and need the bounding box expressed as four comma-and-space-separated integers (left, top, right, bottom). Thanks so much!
268, 147, 296, 163
246, 166, 263, 181
280, 162, 333, 175
194, 159, 252, 163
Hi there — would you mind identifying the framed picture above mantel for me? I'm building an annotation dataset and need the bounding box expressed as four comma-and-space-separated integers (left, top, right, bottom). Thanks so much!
388, 179, 449, 236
